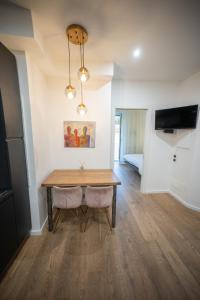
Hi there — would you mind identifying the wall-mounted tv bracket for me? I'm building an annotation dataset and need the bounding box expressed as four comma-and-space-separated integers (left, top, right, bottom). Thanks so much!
163, 129, 175, 134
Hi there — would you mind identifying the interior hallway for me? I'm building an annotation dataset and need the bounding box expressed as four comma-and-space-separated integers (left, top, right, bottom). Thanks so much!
0, 163, 200, 300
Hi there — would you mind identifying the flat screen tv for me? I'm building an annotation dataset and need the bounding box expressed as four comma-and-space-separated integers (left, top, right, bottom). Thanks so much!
155, 105, 199, 130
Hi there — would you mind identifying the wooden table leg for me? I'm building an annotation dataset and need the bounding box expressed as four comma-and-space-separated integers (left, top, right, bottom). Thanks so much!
47, 187, 53, 232
112, 185, 117, 228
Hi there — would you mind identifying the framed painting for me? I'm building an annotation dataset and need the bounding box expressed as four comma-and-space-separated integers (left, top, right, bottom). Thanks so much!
64, 121, 96, 148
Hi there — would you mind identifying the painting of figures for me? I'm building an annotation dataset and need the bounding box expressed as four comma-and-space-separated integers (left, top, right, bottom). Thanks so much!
64, 121, 96, 148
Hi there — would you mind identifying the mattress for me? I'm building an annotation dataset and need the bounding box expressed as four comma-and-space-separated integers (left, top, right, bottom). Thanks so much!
124, 154, 143, 175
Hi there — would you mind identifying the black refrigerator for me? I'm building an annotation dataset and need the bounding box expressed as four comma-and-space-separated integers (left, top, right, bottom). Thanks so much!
0, 42, 31, 277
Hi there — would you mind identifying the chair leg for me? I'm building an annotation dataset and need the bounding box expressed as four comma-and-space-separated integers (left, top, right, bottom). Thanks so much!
83, 208, 112, 232
80, 206, 88, 216
69, 208, 86, 232
83, 207, 90, 232
79, 207, 85, 233
53, 208, 61, 233
104, 207, 112, 231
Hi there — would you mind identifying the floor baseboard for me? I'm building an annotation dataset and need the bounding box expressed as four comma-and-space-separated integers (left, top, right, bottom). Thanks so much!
30, 216, 48, 235
145, 189, 200, 212
144, 190, 200, 212
145, 190, 169, 194
169, 191, 200, 212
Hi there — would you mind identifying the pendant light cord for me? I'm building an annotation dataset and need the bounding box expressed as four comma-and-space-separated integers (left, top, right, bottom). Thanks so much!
79, 30, 85, 68
82, 31, 85, 67
80, 44, 83, 67
80, 44, 84, 67
67, 34, 71, 85
81, 82, 83, 104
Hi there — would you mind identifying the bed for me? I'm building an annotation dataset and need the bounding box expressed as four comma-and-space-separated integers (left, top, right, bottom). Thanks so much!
123, 154, 144, 175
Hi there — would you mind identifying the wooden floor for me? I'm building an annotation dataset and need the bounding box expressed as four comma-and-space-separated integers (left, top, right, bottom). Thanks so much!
1, 163, 200, 300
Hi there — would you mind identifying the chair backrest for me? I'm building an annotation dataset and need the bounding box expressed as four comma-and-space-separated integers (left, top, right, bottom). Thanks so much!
85, 186, 113, 208
53, 186, 82, 209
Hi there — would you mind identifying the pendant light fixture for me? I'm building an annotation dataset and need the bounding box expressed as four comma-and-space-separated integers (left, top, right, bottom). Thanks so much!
65, 32, 76, 99
77, 83, 87, 116
66, 24, 89, 114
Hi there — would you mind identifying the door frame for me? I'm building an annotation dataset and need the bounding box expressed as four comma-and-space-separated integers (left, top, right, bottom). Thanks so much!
114, 112, 122, 162
110, 107, 149, 193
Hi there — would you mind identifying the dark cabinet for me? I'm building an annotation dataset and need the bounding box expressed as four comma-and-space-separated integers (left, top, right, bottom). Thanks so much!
7, 139, 31, 245
0, 137, 11, 191
0, 90, 11, 191
0, 192, 17, 275
0, 43, 23, 138
0, 42, 31, 278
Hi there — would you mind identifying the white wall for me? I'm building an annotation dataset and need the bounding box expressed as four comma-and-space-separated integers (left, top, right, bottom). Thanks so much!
15, 52, 52, 232
15, 51, 40, 232
169, 72, 200, 211
46, 77, 112, 169
111, 79, 178, 193
26, 55, 52, 230
0, 2, 33, 38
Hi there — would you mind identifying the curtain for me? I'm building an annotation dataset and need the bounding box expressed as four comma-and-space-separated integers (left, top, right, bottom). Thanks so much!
116, 109, 146, 162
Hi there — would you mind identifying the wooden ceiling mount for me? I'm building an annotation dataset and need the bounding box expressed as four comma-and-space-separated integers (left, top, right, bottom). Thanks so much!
66, 24, 88, 45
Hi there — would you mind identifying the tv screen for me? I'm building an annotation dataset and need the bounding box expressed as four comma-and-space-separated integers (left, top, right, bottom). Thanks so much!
155, 105, 199, 130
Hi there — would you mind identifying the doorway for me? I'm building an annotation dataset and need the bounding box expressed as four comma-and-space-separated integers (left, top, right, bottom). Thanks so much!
112, 108, 148, 192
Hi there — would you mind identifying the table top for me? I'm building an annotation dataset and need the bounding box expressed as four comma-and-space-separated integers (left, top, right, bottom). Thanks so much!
41, 169, 121, 187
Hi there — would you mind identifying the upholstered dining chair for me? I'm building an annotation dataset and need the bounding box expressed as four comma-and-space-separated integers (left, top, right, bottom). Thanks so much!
84, 186, 113, 231
52, 186, 83, 232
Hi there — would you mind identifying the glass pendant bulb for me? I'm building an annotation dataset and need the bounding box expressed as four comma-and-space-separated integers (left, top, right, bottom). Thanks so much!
65, 84, 76, 99
78, 66, 90, 83
77, 103, 87, 116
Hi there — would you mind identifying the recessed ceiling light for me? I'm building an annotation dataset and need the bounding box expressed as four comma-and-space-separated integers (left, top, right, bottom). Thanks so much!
133, 48, 142, 58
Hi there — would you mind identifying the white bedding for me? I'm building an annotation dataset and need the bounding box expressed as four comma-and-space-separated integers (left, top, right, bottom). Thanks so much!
124, 154, 144, 175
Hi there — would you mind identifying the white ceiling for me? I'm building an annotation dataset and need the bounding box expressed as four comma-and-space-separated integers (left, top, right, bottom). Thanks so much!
10, 0, 200, 80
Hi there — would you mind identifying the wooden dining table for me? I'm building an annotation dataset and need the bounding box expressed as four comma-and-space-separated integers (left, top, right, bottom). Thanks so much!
41, 169, 121, 232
